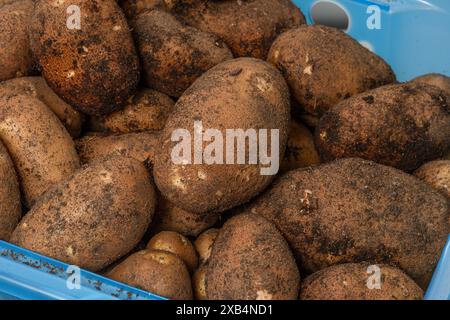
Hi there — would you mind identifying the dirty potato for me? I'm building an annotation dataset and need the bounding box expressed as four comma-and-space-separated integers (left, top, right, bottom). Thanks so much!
194, 228, 219, 265
411, 73, 450, 97
10, 157, 156, 271
119, 0, 167, 21
414, 160, 450, 197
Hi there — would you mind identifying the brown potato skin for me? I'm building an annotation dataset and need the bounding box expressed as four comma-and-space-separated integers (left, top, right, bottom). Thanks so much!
246, 158, 449, 289
268, 25, 396, 118
88, 88, 174, 134
316, 83, 450, 171
0, 93, 80, 208
194, 228, 219, 264
153, 58, 291, 214
75, 132, 160, 164
411, 73, 450, 97
30, 0, 140, 115
0, 77, 83, 137
10, 157, 156, 271
414, 160, 450, 198
108, 249, 193, 300
205, 213, 300, 300
119, 0, 167, 20
280, 120, 320, 173
192, 263, 207, 300
168, 0, 305, 59
0, 141, 21, 241
133, 10, 233, 97
300, 263, 423, 300
0, 0, 35, 81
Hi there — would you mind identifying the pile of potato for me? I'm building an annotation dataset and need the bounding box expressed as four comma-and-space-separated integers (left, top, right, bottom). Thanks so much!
0, 0, 449, 300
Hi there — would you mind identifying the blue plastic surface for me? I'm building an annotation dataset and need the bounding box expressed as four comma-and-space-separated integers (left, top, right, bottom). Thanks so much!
0, 241, 165, 300
293, 0, 450, 81
425, 236, 450, 300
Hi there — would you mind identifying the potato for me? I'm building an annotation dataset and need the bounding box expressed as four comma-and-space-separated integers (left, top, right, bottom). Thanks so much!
414, 160, 450, 197
0, 93, 80, 208
194, 228, 219, 264
205, 213, 300, 300
268, 25, 396, 119
280, 120, 320, 173
108, 249, 193, 299
0, 141, 21, 241
0, 77, 83, 137
246, 158, 449, 288
88, 88, 174, 134
316, 83, 450, 171
300, 263, 423, 300
30, 0, 140, 115
75, 132, 160, 164
411, 73, 450, 97
0, 0, 34, 81
10, 156, 156, 271
133, 10, 233, 97
192, 264, 207, 300
152, 195, 220, 237
168, 0, 305, 59
147, 231, 198, 272
154, 58, 291, 214
119, 0, 167, 20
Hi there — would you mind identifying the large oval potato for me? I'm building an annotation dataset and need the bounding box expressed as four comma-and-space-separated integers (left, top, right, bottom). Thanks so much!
168, 0, 305, 59
133, 9, 233, 97
30, 0, 140, 115
268, 25, 396, 119
10, 156, 156, 271
0, 0, 35, 81
316, 83, 450, 171
153, 58, 291, 214
300, 263, 423, 300
247, 158, 449, 289
205, 213, 300, 300
0, 141, 21, 241
414, 160, 450, 198
0, 77, 83, 137
0, 93, 80, 208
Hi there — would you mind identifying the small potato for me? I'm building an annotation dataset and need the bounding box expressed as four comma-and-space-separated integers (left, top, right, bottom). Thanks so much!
316, 83, 450, 171
147, 231, 198, 272
411, 73, 450, 97
414, 160, 450, 197
168, 0, 305, 59
0, 77, 83, 137
192, 264, 207, 300
0, 141, 21, 241
280, 120, 320, 173
194, 228, 219, 264
75, 132, 160, 164
30, 0, 140, 115
10, 157, 156, 271
133, 10, 233, 97
268, 25, 396, 118
300, 263, 423, 300
152, 196, 219, 237
0, 0, 35, 81
88, 88, 174, 134
247, 158, 449, 289
205, 213, 300, 300
0, 93, 80, 208
108, 249, 193, 300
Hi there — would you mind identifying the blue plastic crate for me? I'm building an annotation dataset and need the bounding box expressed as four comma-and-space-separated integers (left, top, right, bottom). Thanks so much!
425, 235, 450, 300
293, 0, 450, 81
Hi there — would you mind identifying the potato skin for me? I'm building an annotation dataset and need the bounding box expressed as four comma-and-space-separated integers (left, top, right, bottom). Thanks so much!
268, 25, 396, 118
133, 10, 233, 97
119, 0, 167, 20
153, 58, 291, 214
194, 228, 219, 264
88, 88, 174, 134
168, 0, 305, 59
75, 132, 160, 164
30, 0, 140, 115
0, 0, 35, 81
108, 249, 193, 299
300, 263, 423, 300
205, 213, 300, 300
411, 73, 450, 97
316, 83, 450, 172
0, 93, 80, 208
0, 141, 21, 241
0, 77, 83, 137
247, 158, 449, 289
414, 160, 450, 198
10, 157, 156, 271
